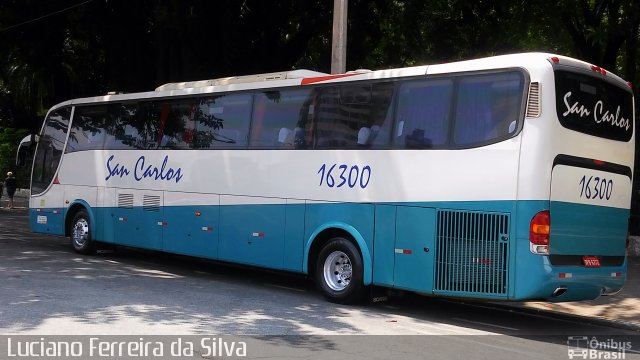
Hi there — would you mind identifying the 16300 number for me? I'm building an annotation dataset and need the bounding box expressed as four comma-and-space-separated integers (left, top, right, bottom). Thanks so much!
318, 164, 371, 189
579, 175, 613, 200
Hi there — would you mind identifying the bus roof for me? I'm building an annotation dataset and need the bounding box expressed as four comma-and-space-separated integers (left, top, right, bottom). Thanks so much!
48, 52, 631, 111
154, 69, 329, 91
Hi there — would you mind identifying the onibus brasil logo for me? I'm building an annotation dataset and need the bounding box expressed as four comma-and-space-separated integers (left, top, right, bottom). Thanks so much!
567, 336, 632, 359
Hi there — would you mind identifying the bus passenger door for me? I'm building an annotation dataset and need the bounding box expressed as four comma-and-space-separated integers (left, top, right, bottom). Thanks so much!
393, 206, 436, 293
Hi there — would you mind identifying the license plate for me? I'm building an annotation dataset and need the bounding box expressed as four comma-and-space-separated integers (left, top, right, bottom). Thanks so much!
582, 256, 601, 267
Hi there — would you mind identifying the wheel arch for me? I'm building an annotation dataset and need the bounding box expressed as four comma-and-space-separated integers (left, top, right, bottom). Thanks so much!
64, 200, 96, 238
304, 222, 373, 286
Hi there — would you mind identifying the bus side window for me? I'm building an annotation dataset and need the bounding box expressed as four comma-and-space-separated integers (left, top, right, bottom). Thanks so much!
67, 105, 108, 153
393, 80, 452, 149
249, 89, 311, 149
366, 82, 395, 148
194, 94, 252, 149
453, 72, 523, 147
151, 100, 195, 150
314, 85, 372, 149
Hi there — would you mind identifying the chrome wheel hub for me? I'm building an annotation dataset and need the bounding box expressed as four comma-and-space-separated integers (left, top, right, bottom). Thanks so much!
72, 218, 89, 248
323, 250, 352, 291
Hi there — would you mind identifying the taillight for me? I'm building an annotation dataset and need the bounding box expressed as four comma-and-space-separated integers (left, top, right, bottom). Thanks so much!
530, 210, 550, 254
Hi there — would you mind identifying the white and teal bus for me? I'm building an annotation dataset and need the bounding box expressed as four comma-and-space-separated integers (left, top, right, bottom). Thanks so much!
27, 53, 634, 304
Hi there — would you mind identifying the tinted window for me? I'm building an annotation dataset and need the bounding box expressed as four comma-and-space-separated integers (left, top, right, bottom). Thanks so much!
393, 79, 452, 149
454, 72, 524, 147
103, 103, 155, 150
194, 94, 252, 149
55, 70, 528, 155
250, 89, 311, 149
360, 82, 395, 148
151, 100, 197, 150
314, 85, 372, 149
555, 70, 633, 141
67, 106, 108, 152
32, 107, 71, 194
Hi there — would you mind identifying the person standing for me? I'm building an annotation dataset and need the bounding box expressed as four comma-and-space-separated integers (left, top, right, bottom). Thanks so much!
4, 172, 17, 209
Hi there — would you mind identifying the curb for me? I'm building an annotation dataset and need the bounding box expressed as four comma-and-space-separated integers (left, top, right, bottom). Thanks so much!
481, 302, 640, 333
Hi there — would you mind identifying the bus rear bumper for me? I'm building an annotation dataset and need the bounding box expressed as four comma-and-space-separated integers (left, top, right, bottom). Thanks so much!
513, 258, 627, 302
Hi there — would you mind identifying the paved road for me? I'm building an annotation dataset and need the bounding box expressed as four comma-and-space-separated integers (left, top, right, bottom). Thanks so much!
1, 209, 639, 359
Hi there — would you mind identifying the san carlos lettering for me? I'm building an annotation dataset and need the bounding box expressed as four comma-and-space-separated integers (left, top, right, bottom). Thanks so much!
105, 155, 184, 183
135, 155, 184, 183
593, 101, 630, 130
562, 91, 630, 131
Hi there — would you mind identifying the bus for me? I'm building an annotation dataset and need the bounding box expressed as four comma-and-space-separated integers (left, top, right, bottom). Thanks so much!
26, 53, 634, 304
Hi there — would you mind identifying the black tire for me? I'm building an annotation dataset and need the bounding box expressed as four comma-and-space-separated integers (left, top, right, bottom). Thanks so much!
70, 209, 95, 255
315, 237, 367, 304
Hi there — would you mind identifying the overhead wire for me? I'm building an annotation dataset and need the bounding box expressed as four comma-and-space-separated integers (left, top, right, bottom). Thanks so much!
0, 0, 96, 32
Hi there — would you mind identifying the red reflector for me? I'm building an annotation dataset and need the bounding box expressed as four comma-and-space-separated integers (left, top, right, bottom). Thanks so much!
474, 257, 492, 265
551, 57, 560, 64
395, 248, 412, 255
593, 159, 606, 166
582, 256, 601, 267
591, 65, 601, 72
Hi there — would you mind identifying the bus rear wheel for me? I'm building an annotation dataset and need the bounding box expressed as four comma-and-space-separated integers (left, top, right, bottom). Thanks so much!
70, 210, 94, 255
315, 237, 366, 304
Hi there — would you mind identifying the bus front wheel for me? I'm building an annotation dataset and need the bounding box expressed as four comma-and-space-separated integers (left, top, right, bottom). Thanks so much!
315, 237, 366, 304
70, 210, 94, 255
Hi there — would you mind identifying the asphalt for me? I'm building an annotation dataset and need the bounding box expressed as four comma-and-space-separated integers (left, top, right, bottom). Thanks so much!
3, 190, 639, 331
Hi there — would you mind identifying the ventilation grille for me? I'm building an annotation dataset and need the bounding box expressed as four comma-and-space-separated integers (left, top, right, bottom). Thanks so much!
434, 210, 510, 296
525, 82, 541, 117
117, 193, 134, 208
143, 195, 161, 212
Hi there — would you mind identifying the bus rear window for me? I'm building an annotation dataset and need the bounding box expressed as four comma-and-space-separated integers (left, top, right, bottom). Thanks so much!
555, 70, 633, 141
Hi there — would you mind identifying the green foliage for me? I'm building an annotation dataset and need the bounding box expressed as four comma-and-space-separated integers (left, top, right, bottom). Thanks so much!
0, 0, 637, 134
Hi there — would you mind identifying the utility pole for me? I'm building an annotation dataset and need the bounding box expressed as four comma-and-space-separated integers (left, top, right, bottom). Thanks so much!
331, 0, 348, 74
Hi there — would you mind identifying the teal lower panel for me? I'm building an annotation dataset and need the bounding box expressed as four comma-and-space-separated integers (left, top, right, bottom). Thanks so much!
163, 205, 219, 258
219, 203, 286, 268
29, 209, 65, 236
512, 201, 626, 301
512, 252, 626, 301
29, 199, 629, 302
393, 206, 435, 293
550, 201, 628, 256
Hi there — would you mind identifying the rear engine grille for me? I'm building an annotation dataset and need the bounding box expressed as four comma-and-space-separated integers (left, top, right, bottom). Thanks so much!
435, 210, 510, 296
